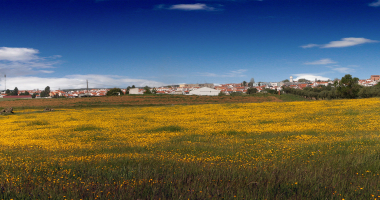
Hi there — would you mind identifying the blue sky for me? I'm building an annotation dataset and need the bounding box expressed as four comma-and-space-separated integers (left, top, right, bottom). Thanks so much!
1, 0, 379, 90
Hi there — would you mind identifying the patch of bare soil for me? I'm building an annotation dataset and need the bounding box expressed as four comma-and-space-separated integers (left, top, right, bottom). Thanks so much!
0, 95, 282, 108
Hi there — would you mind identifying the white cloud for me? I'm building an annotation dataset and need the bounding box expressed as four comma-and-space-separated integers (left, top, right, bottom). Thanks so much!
304, 58, 337, 65
322, 37, 378, 48
157, 3, 221, 11
331, 67, 353, 73
0, 74, 166, 90
0, 47, 60, 76
293, 74, 330, 81
301, 37, 378, 48
0, 47, 39, 61
40, 70, 55, 74
325, 65, 356, 74
170, 3, 215, 11
199, 69, 247, 77
369, 0, 380, 7
301, 44, 320, 49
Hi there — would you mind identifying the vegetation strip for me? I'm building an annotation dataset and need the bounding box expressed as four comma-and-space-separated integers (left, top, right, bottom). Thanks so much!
1, 98, 380, 199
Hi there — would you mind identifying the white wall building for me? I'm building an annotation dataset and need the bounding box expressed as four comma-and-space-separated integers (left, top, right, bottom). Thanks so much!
270, 82, 282, 87
189, 87, 220, 96
129, 88, 144, 94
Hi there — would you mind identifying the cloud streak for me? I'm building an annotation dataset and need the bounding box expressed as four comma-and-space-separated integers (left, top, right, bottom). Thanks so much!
199, 69, 247, 77
304, 58, 336, 65
156, 3, 221, 11
293, 74, 330, 81
331, 67, 353, 74
300, 44, 319, 49
325, 65, 356, 74
301, 37, 378, 48
369, 0, 380, 7
0, 47, 60, 76
0, 47, 39, 61
0, 74, 166, 90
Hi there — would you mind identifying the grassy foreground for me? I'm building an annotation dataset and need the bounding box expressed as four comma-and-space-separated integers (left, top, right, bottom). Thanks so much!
1, 98, 380, 199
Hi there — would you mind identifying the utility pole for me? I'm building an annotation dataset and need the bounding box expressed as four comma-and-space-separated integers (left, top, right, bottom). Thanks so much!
4, 74, 6, 91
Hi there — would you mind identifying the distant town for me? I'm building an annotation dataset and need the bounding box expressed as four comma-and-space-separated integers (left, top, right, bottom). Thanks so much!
1, 75, 379, 98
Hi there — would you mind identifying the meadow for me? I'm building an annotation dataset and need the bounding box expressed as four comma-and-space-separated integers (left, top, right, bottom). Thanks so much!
0, 93, 300, 109
1, 97, 380, 199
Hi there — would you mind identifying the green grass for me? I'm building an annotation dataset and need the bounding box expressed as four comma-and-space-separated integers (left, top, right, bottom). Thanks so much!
277, 93, 311, 101
0, 98, 34, 101
3, 101, 380, 199
2, 133, 380, 199
27, 120, 49, 126
73, 124, 102, 132
145, 125, 185, 133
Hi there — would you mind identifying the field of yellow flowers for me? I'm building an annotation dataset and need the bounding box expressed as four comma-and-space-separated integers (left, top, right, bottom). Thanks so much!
1, 98, 380, 199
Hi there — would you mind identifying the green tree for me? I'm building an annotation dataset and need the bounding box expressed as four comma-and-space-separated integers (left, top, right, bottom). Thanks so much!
335, 74, 360, 99
358, 87, 370, 98
246, 88, 257, 94
40, 86, 51, 97
319, 90, 328, 100
143, 86, 152, 94
125, 86, 131, 94
298, 78, 309, 83
326, 83, 332, 91
311, 91, 319, 100
358, 85, 380, 98
131, 85, 136, 88
5, 89, 10, 95
263, 88, 277, 94
40, 91, 47, 97
12, 87, 19, 95
151, 87, 157, 94
45, 86, 50, 94
218, 91, 226, 96
248, 78, 255, 87
326, 89, 338, 100
241, 81, 247, 87
32, 93, 37, 98
230, 92, 243, 96
20, 91, 30, 96
40, 91, 48, 97
106, 88, 123, 96
282, 79, 290, 82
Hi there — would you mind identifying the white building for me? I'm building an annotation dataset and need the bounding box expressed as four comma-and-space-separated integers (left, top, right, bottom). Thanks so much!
270, 82, 282, 87
129, 88, 144, 94
189, 87, 220, 96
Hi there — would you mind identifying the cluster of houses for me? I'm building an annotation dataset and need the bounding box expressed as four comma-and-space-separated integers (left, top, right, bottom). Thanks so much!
358, 75, 380, 86
0, 89, 113, 99
1, 75, 379, 98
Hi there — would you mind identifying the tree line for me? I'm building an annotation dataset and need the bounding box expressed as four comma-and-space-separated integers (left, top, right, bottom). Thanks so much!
4, 86, 53, 98
282, 74, 380, 100
106, 85, 157, 96
5, 87, 31, 96
4, 85, 159, 98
